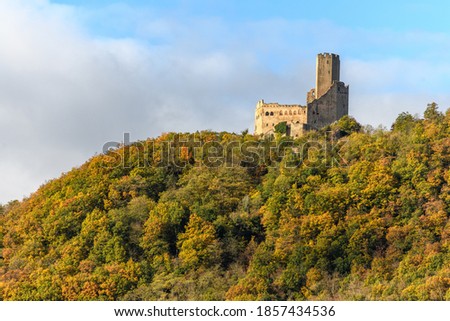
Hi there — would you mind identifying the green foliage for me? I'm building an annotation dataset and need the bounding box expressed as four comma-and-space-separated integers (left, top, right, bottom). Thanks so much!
333, 115, 362, 137
392, 112, 418, 133
424, 102, 444, 122
1, 106, 450, 300
177, 214, 222, 270
274, 121, 287, 134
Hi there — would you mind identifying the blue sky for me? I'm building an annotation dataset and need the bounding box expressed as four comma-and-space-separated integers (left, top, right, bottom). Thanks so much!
52, 0, 448, 33
49, 1, 450, 60
1, 0, 450, 203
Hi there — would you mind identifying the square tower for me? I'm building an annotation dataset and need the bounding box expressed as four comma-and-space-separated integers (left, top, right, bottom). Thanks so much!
315, 53, 340, 99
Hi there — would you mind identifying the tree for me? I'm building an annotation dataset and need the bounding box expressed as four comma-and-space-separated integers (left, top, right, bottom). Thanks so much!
274, 122, 287, 134
334, 115, 361, 136
424, 102, 444, 122
392, 112, 417, 133
177, 214, 222, 270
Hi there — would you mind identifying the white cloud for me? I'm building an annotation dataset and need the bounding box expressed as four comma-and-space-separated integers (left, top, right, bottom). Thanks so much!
0, 1, 273, 203
344, 58, 450, 125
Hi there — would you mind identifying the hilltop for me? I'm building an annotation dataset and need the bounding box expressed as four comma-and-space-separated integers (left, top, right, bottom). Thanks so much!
0, 103, 449, 300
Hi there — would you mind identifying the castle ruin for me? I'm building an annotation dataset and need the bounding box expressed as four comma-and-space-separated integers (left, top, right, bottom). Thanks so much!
254, 53, 349, 137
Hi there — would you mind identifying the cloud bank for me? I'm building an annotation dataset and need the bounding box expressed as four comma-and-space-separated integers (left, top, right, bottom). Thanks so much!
1, 0, 450, 203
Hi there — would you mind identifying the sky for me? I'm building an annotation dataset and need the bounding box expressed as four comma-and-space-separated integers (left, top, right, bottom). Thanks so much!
1, 0, 450, 204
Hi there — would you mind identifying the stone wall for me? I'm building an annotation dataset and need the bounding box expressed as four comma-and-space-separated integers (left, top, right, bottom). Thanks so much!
254, 100, 307, 137
307, 81, 349, 130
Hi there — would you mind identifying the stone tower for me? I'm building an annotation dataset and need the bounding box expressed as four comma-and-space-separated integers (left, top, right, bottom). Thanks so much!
307, 53, 349, 130
315, 53, 340, 99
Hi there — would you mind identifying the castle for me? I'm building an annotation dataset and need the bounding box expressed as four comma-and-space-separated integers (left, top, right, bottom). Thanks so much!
254, 53, 349, 137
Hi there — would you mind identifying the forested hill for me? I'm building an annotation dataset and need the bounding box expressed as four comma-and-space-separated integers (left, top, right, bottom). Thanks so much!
1, 104, 449, 301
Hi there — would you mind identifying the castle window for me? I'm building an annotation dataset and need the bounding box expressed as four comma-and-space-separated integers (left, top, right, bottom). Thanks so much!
289, 110, 292, 115
338, 86, 340, 92
284, 111, 288, 115
293, 111, 296, 115
266, 123, 268, 127
279, 111, 283, 115
265, 112, 269, 116
270, 112, 274, 116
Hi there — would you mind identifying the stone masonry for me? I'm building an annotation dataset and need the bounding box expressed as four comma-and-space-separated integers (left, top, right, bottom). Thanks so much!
254, 53, 349, 137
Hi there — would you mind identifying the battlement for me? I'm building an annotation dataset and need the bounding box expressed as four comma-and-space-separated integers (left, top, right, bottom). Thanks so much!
318, 52, 340, 59
256, 100, 305, 110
